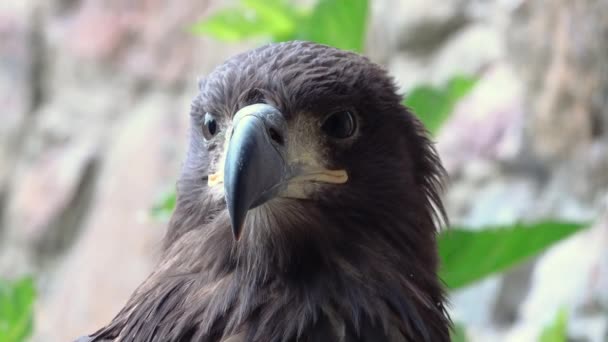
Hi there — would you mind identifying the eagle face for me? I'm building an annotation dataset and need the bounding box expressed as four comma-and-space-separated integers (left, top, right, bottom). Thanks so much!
187, 41, 444, 246
89, 41, 450, 342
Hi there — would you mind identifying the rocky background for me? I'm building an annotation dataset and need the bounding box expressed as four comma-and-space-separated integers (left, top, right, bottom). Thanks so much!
1, 0, 607, 341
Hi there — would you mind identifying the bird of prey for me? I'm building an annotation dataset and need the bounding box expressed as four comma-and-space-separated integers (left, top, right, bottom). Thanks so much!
81, 41, 451, 342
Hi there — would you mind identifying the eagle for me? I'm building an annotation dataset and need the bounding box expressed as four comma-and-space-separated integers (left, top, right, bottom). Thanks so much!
80, 41, 451, 342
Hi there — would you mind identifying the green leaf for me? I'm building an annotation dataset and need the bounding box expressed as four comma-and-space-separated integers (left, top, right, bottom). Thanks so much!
150, 190, 177, 221
190, 9, 273, 42
0, 277, 36, 342
450, 323, 468, 342
242, 0, 302, 39
191, 0, 369, 51
539, 308, 568, 342
439, 221, 588, 289
404, 75, 477, 135
404, 85, 451, 135
190, 0, 302, 42
446, 75, 477, 101
295, 0, 368, 51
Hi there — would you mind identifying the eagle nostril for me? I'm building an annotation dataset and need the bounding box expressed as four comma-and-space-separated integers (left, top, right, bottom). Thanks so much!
268, 127, 284, 146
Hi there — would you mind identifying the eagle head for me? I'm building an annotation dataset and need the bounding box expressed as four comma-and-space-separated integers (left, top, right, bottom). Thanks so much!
88, 41, 450, 342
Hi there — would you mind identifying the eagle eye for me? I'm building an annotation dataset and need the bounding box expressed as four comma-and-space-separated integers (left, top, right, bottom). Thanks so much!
322, 110, 356, 139
202, 113, 219, 140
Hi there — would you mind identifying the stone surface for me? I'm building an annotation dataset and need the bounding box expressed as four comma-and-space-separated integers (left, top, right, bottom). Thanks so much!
33, 91, 189, 342
516, 218, 608, 341
367, 0, 468, 63
437, 64, 524, 173
0, 139, 98, 276
388, 23, 504, 92
0, 0, 234, 339
507, 0, 608, 162
0, 1, 37, 208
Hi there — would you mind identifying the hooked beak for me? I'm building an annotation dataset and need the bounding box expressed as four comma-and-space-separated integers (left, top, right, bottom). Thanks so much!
223, 104, 287, 240
214, 103, 348, 240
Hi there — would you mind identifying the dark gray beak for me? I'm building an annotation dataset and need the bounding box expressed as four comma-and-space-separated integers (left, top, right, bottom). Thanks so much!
224, 104, 288, 240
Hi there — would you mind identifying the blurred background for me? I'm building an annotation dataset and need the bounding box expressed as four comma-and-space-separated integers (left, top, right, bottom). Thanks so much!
0, 0, 607, 341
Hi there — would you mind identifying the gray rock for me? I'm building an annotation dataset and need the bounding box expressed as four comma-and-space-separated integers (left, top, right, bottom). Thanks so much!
516, 218, 608, 342
388, 24, 504, 93
33, 91, 188, 342
0, 2, 38, 206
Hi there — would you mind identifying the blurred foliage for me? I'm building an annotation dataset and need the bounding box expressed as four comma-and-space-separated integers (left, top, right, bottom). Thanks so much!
150, 189, 177, 221
450, 323, 468, 342
191, 0, 303, 43
191, 0, 367, 52
0, 277, 35, 342
297, 0, 367, 52
439, 221, 587, 289
404, 75, 477, 135
539, 308, 568, 342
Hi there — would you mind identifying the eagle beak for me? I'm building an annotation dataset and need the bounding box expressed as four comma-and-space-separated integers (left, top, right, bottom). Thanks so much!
223, 104, 287, 240
219, 103, 349, 240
